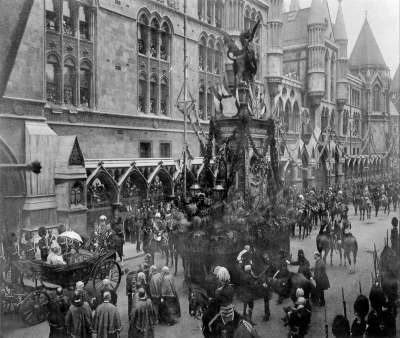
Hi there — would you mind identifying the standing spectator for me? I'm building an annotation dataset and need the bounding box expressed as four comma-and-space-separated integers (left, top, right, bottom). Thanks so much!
65, 291, 93, 338
148, 265, 162, 321
390, 217, 399, 255
93, 291, 122, 338
128, 288, 157, 338
47, 287, 70, 338
97, 278, 118, 307
38, 226, 50, 262
290, 249, 312, 279
159, 266, 180, 325
312, 251, 330, 306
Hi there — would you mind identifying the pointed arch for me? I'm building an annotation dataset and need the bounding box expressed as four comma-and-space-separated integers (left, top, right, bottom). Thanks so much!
284, 100, 291, 130
86, 166, 119, 209
293, 101, 300, 132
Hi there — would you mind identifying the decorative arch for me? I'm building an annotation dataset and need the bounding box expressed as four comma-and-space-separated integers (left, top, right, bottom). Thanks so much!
148, 166, 173, 204
119, 166, 148, 209
86, 166, 119, 209
293, 101, 300, 132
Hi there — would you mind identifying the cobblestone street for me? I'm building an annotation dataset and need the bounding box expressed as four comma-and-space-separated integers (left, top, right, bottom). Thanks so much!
4, 208, 400, 338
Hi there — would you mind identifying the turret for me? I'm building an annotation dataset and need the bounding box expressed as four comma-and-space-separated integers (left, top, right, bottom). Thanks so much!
307, 0, 326, 106
334, 0, 348, 110
289, 0, 300, 12
266, 0, 283, 97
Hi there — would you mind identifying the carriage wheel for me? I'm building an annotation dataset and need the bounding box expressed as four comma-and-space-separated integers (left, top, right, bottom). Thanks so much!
19, 290, 50, 326
92, 259, 121, 292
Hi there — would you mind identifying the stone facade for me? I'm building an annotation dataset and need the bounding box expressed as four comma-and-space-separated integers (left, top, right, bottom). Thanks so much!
0, 0, 398, 234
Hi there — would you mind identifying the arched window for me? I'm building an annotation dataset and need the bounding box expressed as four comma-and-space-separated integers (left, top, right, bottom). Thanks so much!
62, 0, 74, 36
373, 84, 381, 111
138, 72, 147, 113
138, 14, 148, 55
215, 42, 223, 75
150, 74, 158, 114
321, 108, 329, 132
63, 58, 76, 105
45, 0, 59, 31
160, 76, 169, 115
207, 39, 214, 73
293, 102, 300, 132
199, 37, 206, 71
206, 86, 213, 118
199, 82, 206, 119
354, 112, 360, 136
284, 100, 291, 130
342, 110, 349, 135
150, 18, 159, 58
46, 54, 61, 103
160, 22, 170, 61
79, 6, 90, 40
70, 181, 83, 205
215, 0, 223, 28
80, 61, 91, 107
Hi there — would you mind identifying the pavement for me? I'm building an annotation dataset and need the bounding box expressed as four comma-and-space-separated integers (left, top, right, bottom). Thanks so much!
3, 207, 400, 337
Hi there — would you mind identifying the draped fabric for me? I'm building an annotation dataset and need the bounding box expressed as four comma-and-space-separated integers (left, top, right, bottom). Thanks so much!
93, 302, 122, 338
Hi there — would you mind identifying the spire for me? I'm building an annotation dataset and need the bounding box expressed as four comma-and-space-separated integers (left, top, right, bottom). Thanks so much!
308, 0, 324, 25
349, 18, 388, 70
289, 0, 300, 12
334, 0, 347, 41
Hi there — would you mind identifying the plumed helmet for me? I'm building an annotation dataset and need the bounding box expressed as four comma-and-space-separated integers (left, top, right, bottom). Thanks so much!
99, 215, 107, 221
296, 288, 305, 298
354, 294, 369, 319
332, 315, 350, 337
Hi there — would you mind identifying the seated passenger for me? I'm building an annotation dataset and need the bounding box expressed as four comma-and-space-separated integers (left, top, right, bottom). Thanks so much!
47, 244, 66, 265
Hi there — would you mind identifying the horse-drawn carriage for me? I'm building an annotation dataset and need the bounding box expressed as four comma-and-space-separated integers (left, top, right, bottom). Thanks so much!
1, 250, 121, 326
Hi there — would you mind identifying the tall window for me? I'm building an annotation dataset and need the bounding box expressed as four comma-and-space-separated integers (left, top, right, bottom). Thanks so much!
138, 72, 147, 113
198, 34, 223, 120
138, 14, 148, 55
140, 142, 152, 158
342, 110, 349, 135
198, 0, 204, 20
80, 61, 91, 106
150, 74, 158, 114
137, 12, 172, 115
331, 57, 335, 101
325, 52, 330, 100
63, 58, 75, 105
62, 0, 74, 36
79, 6, 90, 40
373, 85, 381, 111
45, 0, 58, 31
206, 0, 213, 24
160, 76, 169, 115
160, 142, 171, 158
46, 54, 60, 103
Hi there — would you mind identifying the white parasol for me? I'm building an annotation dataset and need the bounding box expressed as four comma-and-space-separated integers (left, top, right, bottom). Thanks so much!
58, 231, 83, 243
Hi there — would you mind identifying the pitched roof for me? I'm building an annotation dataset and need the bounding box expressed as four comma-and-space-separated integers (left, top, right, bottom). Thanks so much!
282, 8, 310, 47
391, 65, 400, 93
333, 0, 347, 41
349, 19, 388, 70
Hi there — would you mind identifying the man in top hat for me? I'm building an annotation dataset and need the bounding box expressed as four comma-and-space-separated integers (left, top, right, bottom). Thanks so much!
290, 249, 311, 280
390, 217, 399, 255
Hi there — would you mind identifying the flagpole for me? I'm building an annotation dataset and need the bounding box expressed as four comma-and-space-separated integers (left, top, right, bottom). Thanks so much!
183, 0, 187, 199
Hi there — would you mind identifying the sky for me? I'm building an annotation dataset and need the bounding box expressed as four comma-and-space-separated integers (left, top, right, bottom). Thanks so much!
283, 0, 400, 76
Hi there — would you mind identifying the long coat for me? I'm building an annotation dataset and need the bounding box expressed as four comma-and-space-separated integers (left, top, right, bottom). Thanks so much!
93, 302, 122, 338
128, 298, 157, 338
314, 258, 330, 290
65, 302, 93, 338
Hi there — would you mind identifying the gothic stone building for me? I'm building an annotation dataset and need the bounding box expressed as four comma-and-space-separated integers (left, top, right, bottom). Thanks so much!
0, 0, 397, 234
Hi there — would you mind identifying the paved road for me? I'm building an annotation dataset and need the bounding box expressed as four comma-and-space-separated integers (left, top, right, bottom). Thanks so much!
4, 208, 400, 337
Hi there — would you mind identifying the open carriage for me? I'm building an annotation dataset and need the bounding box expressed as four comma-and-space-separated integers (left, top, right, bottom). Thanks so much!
1, 250, 121, 326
